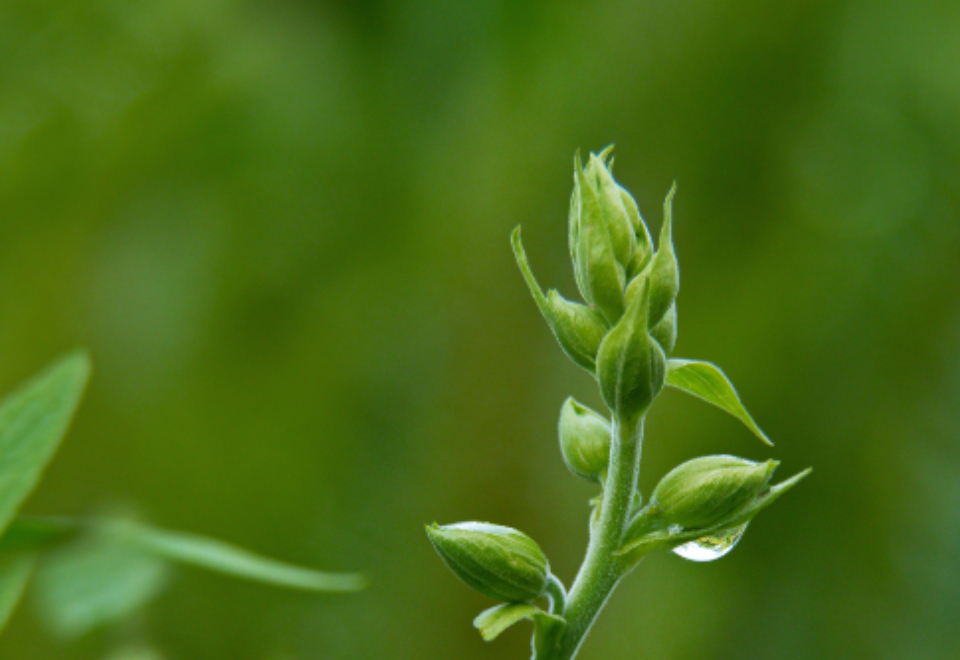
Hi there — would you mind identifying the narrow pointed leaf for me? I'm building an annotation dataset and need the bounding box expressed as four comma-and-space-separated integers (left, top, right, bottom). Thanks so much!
0, 351, 91, 535
112, 520, 366, 592
666, 359, 772, 445
0, 554, 35, 632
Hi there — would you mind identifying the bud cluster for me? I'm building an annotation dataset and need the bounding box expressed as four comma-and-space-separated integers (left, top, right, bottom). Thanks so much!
427, 148, 808, 658
513, 149, 679, 429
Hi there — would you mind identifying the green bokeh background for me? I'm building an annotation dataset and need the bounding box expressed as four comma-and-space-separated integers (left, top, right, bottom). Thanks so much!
1, 0, 958, 658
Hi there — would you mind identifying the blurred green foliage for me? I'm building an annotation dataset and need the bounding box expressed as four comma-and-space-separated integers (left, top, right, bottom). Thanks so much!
0, 0, 958, 658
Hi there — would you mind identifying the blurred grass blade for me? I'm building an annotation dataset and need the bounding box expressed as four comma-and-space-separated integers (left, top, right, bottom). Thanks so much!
112, 520, 366, 592
31, 530, 170, 639
666, 359, 772, 446
0, 351, 92, 535
0, 555, 35, 633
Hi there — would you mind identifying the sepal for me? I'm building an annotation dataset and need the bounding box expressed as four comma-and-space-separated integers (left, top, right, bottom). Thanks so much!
512, 229, 608, 373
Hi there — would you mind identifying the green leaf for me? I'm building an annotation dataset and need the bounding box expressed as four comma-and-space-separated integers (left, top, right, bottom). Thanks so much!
0, 351, 92, 536
473, 603, 565, 642
0, 554, 35, 632
111, 519, 366, 592
666, 359, 772, 446
32, 530, 170, 639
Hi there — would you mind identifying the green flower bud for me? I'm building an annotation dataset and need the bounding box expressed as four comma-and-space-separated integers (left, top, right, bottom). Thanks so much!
584, 152, 636, 268
426, 522, 550, 603
650, 303, 677, 354
512, 228, 609, 373
558, 397, 611, 482
569, 153, 626, 324
596, 279, 667, 422
651, 456, 778, 530
621, 185, 654, 279
626, 183, 679, 329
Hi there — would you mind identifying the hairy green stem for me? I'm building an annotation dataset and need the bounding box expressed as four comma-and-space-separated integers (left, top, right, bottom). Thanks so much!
544, 414, 644, 660
545, 574, 568, 615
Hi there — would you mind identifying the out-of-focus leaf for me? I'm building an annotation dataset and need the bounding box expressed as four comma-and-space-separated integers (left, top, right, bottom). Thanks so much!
666, 359, 772, 446
0, 554, 35, 632
31, 530, 170, 639
111, 519, 366, 592
0, 352, 92, 536
101, 644, 165, 660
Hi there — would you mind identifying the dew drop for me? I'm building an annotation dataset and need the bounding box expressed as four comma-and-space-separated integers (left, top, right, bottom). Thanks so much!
671, 524, 748, 562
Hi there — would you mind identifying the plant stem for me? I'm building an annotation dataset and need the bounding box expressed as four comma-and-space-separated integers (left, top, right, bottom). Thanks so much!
544, 414, 644, 660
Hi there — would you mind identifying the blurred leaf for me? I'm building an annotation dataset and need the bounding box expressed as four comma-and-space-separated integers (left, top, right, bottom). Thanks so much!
101, 644, 165, 660
111, 519, 366, 592
666, 359, 772, 446
31, 530, 170, 639
0, 351, 92, 536
0, 554, 35, 633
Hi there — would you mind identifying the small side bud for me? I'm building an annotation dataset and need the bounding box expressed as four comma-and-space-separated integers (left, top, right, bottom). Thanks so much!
512, 228, 609, 373
570, 153, 626, 324
596, 279, 667, 422
558, 397, 611, 482
651, 456, 778, 530
426, 522, 550, 603
650, 303, 677, 354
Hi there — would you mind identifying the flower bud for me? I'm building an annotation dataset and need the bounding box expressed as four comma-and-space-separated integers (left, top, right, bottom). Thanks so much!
558, 397, 611, 482
585, 152, 636, 268
651, 456, 778, 530
626, 183, 679, 329
512, 229, 608, 373
426, 522, 550, 603
596, 279, 667, 422
620, 185, 654, 279
569, 153, 626, 324
650, 303, 677, 354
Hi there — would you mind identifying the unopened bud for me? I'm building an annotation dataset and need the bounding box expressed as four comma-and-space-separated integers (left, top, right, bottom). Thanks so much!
426, 523, 550, 603
558, 397, 611, 482
651, 456, 778, 530
626, 183, 679, 329
596, 279, 667, 422
650, 303, 677, 354
570, 153, 626, 324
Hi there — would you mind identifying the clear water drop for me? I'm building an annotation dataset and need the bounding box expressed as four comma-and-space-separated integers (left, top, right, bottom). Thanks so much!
671, 524, 748, 562
668, 524, 683, 535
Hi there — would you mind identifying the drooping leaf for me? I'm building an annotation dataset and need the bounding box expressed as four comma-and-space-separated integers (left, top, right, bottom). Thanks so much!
666, 359, 772, 445
0, 554, 35, 632
473, 602, 564, 642
31, 530, 170, 639
110, 519, 366, 592
0, 351, 92, 536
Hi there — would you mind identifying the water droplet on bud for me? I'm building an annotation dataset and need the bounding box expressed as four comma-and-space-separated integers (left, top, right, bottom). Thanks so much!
671, 524, 747, 562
